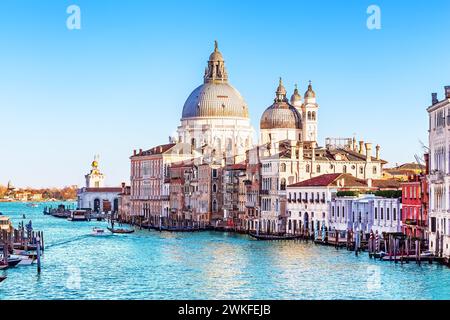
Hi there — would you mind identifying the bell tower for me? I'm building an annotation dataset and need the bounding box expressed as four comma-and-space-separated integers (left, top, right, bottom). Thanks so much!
302, 81, 319, 143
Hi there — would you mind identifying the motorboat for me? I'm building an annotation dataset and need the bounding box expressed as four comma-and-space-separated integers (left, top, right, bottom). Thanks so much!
91, 227, 108, 236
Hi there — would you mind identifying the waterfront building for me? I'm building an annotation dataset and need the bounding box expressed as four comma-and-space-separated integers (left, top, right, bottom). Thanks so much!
286, 173, 369, 234
222, 163, 247, 230
427, 86, 450, 259
77, 159, 122, 213
400, 155, 429, 241
118, 183, 131, 222
243, 146, 262, 232
329, 194, 402, 236
129, 143, 192, 225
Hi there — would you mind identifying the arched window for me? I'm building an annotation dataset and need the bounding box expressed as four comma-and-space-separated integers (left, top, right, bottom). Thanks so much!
212, 200, 218, 212
280, 178, 286, 191
312, 111, 316, 120
307, 111, 312, 120
393, 208, 397, 220
212, 184, 217, 193
343, 165, 347, 173
280, 163, 287, 172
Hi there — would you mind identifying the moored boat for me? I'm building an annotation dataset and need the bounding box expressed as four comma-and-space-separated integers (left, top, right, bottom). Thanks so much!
0, 276, 6, 283
248, 233, 303, 241
68, 210, 89, 222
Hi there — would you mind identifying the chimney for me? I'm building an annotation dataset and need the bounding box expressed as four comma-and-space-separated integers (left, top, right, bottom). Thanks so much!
445, 86, 450, 99
359, 141, 365, 154
375, 145, 380, 160
159, 146, 163, 153
365, 143, 372, 162
121, 182, 126, 193
133, 149, 137, 156
139, 148, 143, 155
367, 178, 373, 188
424, 153, 430, 175
432, 92, 438, 105
352, 137, 357, 151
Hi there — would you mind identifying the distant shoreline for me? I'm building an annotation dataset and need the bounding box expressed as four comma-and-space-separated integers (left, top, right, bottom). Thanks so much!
0, 199, 76, 203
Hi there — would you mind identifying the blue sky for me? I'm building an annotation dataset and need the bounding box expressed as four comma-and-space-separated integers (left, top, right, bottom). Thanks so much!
0, 0, 449, 188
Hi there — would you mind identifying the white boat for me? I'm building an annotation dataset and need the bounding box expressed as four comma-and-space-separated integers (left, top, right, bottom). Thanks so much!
91, 227, 108, 236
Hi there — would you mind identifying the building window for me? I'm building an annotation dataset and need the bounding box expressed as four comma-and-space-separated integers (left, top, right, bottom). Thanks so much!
212, 169, 218, 178
343, 165, 347, 174
280, 163, 287, 173
393, 208, 397, 221
317, 165, 321, 173
359, 167, 364, 174
212, 184, 217, 193
306, 164, 310, 173
373, 166, 377, 174
280, 178, 286, 191
375, 207, 378, 219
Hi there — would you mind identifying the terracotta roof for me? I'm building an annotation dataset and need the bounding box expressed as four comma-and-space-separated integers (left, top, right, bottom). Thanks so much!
288, 173, 343, 187
132, 143, 176, 157
288, 173, 370, 188
225, 163, 246, 170
371, 179, 401, 189
83, 188, 122, 193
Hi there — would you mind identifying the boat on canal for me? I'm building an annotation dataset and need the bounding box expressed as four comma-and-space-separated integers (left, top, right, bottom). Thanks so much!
0, 276, 6, 283
91, 227, 108, 236
249, 233, 303, 241
107, 227, 135, 234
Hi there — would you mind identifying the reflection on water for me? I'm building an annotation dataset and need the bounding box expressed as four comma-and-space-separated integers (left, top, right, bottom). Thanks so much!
0, 202, 449, 300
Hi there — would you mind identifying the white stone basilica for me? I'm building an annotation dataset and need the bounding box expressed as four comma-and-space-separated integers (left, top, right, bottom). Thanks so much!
176, 41, 255, 163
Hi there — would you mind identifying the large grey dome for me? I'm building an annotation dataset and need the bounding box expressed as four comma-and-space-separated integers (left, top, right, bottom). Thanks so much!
181, 41, 249, 120
182, 82, 249, 119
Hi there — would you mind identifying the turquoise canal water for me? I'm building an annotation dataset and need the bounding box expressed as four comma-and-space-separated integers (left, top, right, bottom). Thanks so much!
0, 202, 449, 300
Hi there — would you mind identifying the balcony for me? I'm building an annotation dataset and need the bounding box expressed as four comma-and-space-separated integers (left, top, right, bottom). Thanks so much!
260, 190, 269, 195
429, 170, 445, 183
405, 219, 417, 226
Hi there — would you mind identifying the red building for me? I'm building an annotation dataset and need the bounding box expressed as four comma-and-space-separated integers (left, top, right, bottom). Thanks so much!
400, 154, 429, 240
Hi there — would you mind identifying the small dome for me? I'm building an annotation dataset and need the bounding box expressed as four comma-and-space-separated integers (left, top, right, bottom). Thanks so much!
260, 104, 302, 129
92, 160, 98, 168
260, 79, 302, 130
305, 81, 316, 99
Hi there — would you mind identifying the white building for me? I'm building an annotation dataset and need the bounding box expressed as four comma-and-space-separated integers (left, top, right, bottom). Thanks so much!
427, 85, 450, 258
77, 159, 121, 213
329, 195, 402, 235
286, 173, 369, 234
